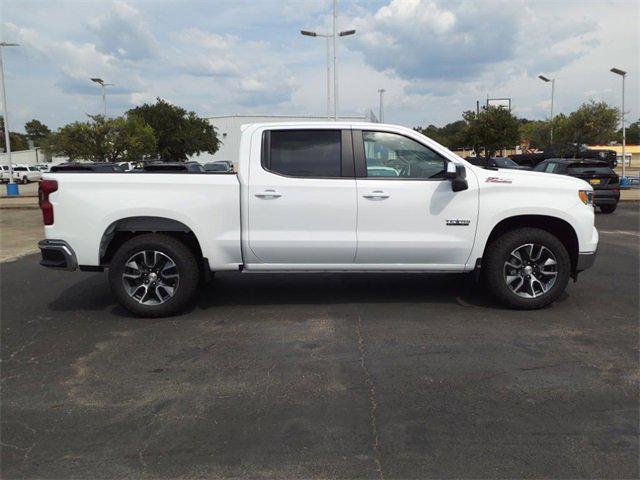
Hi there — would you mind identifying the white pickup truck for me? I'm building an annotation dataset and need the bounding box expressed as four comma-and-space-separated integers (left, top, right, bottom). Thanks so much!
38, 122, 598, 317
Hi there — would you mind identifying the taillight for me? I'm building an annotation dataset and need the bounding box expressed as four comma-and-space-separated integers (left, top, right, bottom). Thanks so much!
38, 180, 58, 225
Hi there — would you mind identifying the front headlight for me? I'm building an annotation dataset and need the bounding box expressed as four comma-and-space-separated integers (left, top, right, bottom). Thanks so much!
579, 190, 594, 206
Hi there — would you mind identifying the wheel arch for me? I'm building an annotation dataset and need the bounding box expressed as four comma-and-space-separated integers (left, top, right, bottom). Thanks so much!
99, 216, 204, 266
483, 215, 579, 273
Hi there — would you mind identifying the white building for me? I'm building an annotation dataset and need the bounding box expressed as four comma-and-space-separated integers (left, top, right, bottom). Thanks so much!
190, 113, 377, 165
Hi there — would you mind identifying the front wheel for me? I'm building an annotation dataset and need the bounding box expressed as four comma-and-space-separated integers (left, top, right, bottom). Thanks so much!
108, 234, 200, 318
599, 204, 617, 214
21, 177, 29, 184
482, 228, 571, 309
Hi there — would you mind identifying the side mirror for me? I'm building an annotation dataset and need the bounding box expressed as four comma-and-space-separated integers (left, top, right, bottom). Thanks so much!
445, 163, 468, 192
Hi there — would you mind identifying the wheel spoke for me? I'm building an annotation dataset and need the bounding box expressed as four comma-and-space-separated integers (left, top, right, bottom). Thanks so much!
504, 242, 558, 299
122, 250, 180, 305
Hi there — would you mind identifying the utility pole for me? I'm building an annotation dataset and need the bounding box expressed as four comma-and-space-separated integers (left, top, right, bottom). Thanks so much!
1, 42, 19, 196
378, 88, 385, 123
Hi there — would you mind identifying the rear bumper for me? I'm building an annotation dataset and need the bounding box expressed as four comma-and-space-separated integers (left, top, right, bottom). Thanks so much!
38, 239, 78, 271
576, 250, 597, 272
593, 189, 620, 205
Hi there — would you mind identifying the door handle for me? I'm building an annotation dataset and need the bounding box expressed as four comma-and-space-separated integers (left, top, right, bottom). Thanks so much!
362, 190, 390, 199
255, 189, 282, 199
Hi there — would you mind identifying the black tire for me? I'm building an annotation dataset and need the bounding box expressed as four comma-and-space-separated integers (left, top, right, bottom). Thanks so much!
599, 204, 617, 214
21, 177, 29, 184
108, 234, 200, 318
482, 228, 571, 309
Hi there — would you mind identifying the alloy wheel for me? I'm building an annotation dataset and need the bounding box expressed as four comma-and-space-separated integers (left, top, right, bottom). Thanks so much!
503, 243, 558, 298
121, 250, 180, 305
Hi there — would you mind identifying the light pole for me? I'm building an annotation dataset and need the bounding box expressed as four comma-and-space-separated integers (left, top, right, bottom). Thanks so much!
378, 88, 385, 123
610, 67, 627, 179
301, 30, 332, 119
90, 77, 113, 117
301, 1, 355, 120
538, 75, 555, 144
1, 41, 19, 196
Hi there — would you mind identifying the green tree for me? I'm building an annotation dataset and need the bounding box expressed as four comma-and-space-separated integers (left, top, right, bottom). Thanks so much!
554, 100, 619, 151
46, 114, 157, 162
0, 117, 29, 151
415, 120, 466, 149
25, 119, 51, 147
619, 118, 640, 144
460, 106, 520, 157
127, 98, 219, 161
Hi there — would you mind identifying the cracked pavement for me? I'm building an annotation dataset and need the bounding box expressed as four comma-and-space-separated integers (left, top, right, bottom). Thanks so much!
1, 203, 638, 478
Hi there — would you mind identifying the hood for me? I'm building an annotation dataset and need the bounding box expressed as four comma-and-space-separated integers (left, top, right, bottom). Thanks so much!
468, 165, 592, 190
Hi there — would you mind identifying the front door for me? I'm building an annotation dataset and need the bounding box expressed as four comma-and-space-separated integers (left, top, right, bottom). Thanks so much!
247, 128, 357, 265
354, 130, 478, 268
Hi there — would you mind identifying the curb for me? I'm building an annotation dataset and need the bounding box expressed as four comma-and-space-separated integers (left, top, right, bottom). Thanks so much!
0, 205, 40, 210
0, 249, 40, 264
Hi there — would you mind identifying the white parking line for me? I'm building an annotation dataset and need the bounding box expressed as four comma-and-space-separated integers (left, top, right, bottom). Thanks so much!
599, 230, 640, 237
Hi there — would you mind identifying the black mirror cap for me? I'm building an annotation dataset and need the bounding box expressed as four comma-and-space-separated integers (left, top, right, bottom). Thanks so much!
451, 178, 468, 192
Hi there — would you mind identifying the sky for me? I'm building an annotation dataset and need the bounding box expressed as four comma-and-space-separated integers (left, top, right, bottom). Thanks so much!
1, 0, 638, 132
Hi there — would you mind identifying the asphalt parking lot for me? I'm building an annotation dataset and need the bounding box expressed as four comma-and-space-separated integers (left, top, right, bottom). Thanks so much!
1, 204, 638, 479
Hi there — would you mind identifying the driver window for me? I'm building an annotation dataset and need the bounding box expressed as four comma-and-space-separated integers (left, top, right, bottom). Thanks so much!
362, 131, 446, 179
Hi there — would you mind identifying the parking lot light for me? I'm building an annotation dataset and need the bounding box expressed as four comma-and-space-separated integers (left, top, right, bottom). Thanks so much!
538, 75, 555, 144
1, 41, 20, 196
610, 67, 627, 179
90, 77, 114, 117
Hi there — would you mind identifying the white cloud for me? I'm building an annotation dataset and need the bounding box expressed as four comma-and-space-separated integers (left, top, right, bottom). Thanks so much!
87, 0, 158, 60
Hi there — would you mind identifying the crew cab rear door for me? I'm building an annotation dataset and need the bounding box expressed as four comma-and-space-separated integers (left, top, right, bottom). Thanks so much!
353, 129, 479, 268
246, 127, 357, 265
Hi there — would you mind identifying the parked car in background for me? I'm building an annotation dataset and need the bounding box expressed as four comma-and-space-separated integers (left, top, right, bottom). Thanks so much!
39, 122, 598, 317
466, 157, 531, 170
204, 162, 232, 173
534, 159, 620, 213
510, 147, 617, 169
50, 163, 124, 173
12, 165, 43, 183
0, 165, 10, 182
33, 164, 51, 172
138, 161, 205, 173
116, 161, 137, 172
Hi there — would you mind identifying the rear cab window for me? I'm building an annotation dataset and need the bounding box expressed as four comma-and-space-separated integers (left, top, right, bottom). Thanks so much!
262, 129, 343, 178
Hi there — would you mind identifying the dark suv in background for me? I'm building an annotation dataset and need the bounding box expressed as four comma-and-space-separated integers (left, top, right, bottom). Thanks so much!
534, 159, 620, 213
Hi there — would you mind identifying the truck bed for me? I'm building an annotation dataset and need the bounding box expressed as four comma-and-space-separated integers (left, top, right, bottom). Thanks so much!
43, 173, 242, 270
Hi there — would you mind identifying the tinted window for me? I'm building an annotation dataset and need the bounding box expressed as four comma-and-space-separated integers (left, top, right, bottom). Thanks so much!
362, 131, 446, 179
494, 158, 518, 168
14, 167, 26, 171
568, 165, 613, 175
268, 130, 341, 177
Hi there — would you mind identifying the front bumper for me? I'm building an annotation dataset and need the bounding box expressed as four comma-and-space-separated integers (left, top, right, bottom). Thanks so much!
576, 250, 597, 272
38, 239, 78, 271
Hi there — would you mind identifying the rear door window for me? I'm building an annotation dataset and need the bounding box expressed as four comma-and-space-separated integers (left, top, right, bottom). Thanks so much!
265, 130, 342, 177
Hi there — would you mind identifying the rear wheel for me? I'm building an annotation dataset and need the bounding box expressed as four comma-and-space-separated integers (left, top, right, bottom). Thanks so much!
108, 234, 200, 317
21, 176, 29, 184
599, 204, 617, 214
482, 228, 571, 309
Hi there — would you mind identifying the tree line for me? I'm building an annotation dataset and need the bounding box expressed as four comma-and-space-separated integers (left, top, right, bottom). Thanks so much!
0, 98, 220, 162
415, 100, 639, 157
